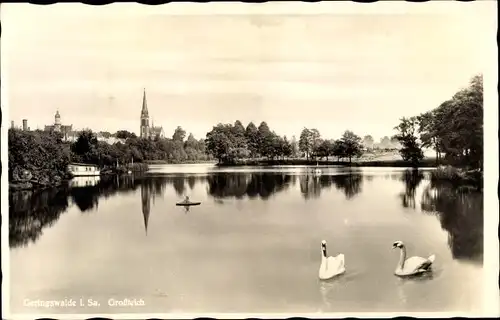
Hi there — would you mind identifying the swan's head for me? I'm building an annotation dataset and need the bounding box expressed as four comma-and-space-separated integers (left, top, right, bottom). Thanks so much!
392, 241, 404, 249
321, 240, 327, 256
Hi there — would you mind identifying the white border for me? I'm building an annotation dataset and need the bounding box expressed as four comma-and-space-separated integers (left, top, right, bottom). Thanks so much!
1, 1, 498, 319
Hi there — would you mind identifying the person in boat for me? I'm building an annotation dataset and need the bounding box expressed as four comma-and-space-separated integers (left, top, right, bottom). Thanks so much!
184, 196, 190, 203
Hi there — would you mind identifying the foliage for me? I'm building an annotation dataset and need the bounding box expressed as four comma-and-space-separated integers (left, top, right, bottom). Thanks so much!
205, 121, 364, 164
114, 130, 137, 140
429, 166, 482, 190
393, 117, 425, 166
8, 129, 71, 186
299, 128, 321, 160
9, 126, 211, 188
415, 74, 483, 169
340, 130, 363, 162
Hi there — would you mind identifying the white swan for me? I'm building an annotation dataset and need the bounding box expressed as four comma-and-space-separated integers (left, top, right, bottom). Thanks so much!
319, 240, 345, 280
392, 240, 435, 277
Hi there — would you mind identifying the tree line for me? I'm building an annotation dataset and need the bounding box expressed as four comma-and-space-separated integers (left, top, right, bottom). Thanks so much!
70, 126, 209, 165
8, 126, 210, 186
393, 74, 483, 169
204, 120, 365, 164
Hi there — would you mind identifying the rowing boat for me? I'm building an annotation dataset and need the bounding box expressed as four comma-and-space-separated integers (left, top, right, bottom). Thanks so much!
176, 201, 201, 206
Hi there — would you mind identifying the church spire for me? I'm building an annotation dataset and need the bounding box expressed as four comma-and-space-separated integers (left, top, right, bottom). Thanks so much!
141, 88, 148, 117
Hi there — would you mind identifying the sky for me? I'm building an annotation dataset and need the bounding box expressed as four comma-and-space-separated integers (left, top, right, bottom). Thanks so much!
1, 2, 495, 141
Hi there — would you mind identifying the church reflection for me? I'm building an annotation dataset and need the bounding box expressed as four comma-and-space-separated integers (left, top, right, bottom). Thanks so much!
141, 182, 151, 234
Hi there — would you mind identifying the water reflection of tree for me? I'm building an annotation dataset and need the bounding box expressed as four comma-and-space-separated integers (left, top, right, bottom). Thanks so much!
298, 173, 363, 200
299, 175, 322, 199
70, 186, 100, 212
206, 173, 292, 200
399, 169, 424, 209
187, 176, 197, 190
420, 184, 483, 262
331, 173, 363, 199
172, 177, 186, 196
9, 188, 69, 248
9, 175, 191, 246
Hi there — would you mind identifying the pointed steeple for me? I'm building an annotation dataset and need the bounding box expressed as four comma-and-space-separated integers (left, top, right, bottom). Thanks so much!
143, 206, 150, 234
141, 183, 151, 235
141, 88, 149, 117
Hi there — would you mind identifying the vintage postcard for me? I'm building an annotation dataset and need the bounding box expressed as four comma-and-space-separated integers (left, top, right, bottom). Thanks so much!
1, 1, 498, 319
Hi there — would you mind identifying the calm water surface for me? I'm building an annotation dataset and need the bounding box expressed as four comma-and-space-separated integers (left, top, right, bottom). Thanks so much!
9, 165, 484, 314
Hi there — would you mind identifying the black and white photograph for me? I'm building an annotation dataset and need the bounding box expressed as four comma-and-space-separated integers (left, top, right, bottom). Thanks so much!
1, 1, 498, 318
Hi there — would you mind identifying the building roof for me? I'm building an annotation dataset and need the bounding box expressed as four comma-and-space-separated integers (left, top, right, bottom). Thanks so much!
141, 88, 149, 117
69, 162, 99, 167
150, 126, 164, 132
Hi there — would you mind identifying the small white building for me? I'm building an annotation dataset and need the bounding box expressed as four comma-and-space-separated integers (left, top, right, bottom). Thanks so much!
68, 163, 101, 177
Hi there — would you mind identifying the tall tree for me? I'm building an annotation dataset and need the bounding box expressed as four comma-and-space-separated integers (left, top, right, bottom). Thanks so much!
299, 128, 313, 160
340, 130, 363, 163
257, 121, 272, 157
245, 122, 260, 158
231, 120, 247, 149
310, 128, 322, 159
393, 117, 424, 166
290, 135, 300, 158
205, 125, 233, 163
172, 126, 186, 142
71, 129, 99, 163
332, 139, 346, 162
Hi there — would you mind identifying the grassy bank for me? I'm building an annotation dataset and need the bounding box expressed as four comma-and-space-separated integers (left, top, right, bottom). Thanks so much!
100, 163, 150, 175
430, 166, 483, 190
145, 159, 217, 165
216, 157, 441, 168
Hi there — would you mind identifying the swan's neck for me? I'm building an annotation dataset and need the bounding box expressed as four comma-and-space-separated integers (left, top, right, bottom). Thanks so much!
322, 247, 327, 260
398, 247, 407, 269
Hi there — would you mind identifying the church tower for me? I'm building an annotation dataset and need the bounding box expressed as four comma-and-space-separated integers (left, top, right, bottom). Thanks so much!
54, 110, 62, 132
140, 88, 150, 138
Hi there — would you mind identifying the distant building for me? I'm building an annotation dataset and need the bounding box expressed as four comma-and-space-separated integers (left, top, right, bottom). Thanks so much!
95, 132, 125, 145
45, 110, 76, 141
139, 89, 165, 139
22, 119, 28, 131
11, 121, 14, 129
68, 163, 101, 177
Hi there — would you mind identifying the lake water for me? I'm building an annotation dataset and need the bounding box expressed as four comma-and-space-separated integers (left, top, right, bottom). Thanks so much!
8, 164, 484, 315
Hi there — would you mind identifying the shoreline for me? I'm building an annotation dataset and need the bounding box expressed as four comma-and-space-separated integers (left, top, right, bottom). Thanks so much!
9, 158, 482, 191
9, 164, 149, 192
213, 157, 441, 168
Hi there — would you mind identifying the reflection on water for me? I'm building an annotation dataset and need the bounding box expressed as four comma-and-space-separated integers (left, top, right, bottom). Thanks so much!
8, 167, 484, 313
399, 169, 424, 209
9, 188, 69, 249
9, 169, 483, 263
299, 172, 363, 200
420, 180, 483, 263
206, 173, 292, 199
